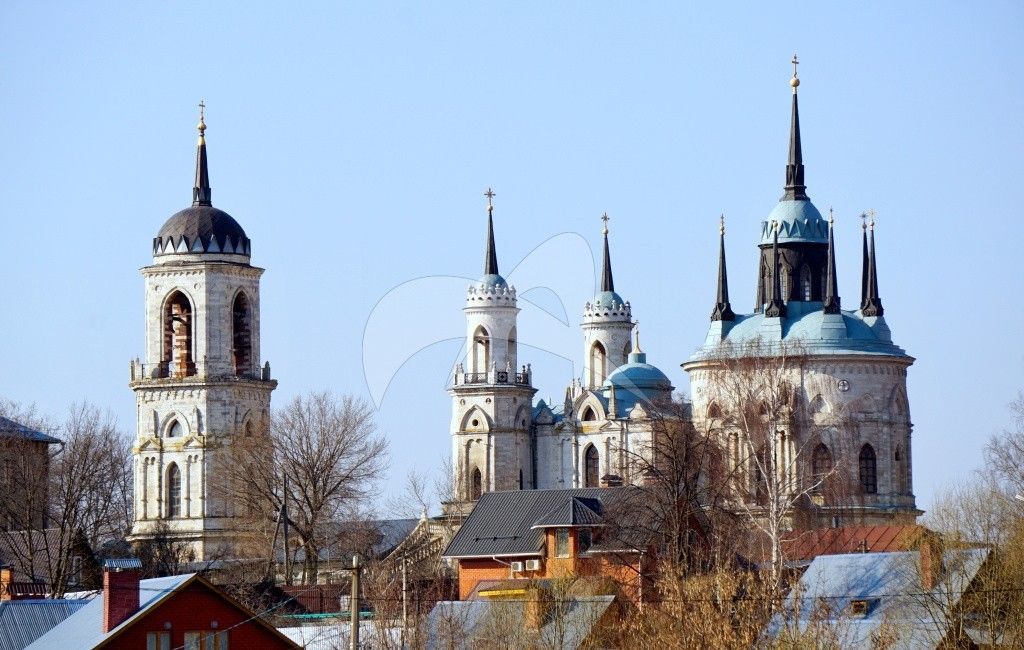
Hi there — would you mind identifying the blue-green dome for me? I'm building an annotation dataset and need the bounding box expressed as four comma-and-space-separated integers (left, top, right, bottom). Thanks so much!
592, 290, 625, 307
760, 199, 828, 245
476, 273, 508, 290
602, 351, 673, 414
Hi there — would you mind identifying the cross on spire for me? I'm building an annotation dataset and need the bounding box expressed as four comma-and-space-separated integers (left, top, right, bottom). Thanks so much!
792, 54, 799, 78
601, 212, 610, 235
197, 100, 206, 136
484, 187, 495, 216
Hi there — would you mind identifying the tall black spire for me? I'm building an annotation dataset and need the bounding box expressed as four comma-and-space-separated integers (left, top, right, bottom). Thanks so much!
600, 213, 615, 293
782, 55, 809, 202
862, 216, 884, 317
765, 221, 787, 318
711, 215, 735, 322
483, 188, 499, 276
823, 208, 841, 314
860, 215, 869, 309
192, 101, 212, 207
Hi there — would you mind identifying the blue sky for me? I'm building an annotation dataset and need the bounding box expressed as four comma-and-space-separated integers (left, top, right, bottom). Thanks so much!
2, 2, 1021, 516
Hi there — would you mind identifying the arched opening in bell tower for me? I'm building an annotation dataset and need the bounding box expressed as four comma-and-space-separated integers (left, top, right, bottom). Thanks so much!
589, 341, 607, 387
471, 326, 490, 375
232, 292, 253, 376
166, 463, 182, 518
859, 444, 877, 495
470, 467, 482, 500
800, 264, 813, 301
583, 444, 599, 487
163, 291, 195, 378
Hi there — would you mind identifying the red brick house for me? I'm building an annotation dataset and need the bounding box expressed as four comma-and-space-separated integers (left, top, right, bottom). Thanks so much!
28, 559, 297, 649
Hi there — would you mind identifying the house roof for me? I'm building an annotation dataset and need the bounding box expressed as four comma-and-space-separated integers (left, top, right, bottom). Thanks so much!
766, 548, 990, 648
0, 599, 87, 650
443, 488, 648, 559
781, 525, 928, 563
27, 573, 299, 649
426, 596, 615, 649
0, 416, 60, 445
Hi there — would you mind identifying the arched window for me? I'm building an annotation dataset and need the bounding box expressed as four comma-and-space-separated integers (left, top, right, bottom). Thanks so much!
584, 445, 600, 487
809, 394, 827, 415
167, 420, 183, 438
800, 265, 813, 301
507, 326, 517, 368
811, 444, 833, 493
581, 407, 597, 422
470, 467, 482, 500
707, 402, 722, 419
589, 341, 607, 387
167, 464, 182, 518
232, 292, 252, 376
859, 444, 877, 494
780, 265, 791, 303
471, 326, 490, 375
754, 445, 771, 505
163, 291, 195, 378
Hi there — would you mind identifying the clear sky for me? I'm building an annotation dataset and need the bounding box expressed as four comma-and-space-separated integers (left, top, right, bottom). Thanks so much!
2, 2, 1021, 517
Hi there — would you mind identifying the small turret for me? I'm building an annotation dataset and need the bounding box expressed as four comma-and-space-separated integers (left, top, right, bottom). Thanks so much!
823, 208, 841, 314
862, 216, 884, 317
711, 215, 735, 322
765, 221, 787, 318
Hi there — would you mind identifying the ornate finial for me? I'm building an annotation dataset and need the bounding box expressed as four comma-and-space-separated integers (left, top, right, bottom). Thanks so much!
633, 322, 642, 353
719, 214, 725, 235
601, 212, 610, 236
197, 100, 207, 137
829, 206, 835, 226
861, 212, 868, 230
484, 187, 495, 216
790, 54, 800, 91
867, 208, 876, 230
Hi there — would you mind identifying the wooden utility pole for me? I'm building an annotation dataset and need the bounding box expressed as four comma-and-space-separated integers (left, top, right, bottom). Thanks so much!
349, 554, 362, 650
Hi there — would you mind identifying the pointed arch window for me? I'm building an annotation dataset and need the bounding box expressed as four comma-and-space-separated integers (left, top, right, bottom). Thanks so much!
163, 291, 195, 378
167, 420, 183, 438
707, 402, 722, 420
859, 444, 877, 495
167, 463, 182, 518
581, 407, 597, 422
589, 341, 607, 387
584, 444, 600, 487
811, 444, 833, 493
471, 326, 490, 375
470, 467, 482, 500
232, 292, 252, 376
800, 265, 813, 301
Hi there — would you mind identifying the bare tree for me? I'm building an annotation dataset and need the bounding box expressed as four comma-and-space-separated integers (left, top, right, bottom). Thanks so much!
0, 401, 132, 597
229, 391, 388, 585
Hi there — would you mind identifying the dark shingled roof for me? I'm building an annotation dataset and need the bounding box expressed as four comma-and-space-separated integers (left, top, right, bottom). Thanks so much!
532, 497, 604, 529
443, 488, 647, 559
0, 416, 60, 444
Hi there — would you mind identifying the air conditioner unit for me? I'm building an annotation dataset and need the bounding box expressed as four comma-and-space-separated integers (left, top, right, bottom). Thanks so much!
509, 561, 524, 573
525, 559, 541, 571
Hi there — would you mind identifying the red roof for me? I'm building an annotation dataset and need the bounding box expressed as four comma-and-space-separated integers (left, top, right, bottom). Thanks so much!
782, 525, 927, 562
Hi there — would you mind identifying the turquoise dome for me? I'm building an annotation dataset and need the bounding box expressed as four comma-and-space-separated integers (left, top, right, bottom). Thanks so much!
760, 199, 828, 245
476, 273, 508, 290
602, 351, 673, 414
592, 290, 625, 307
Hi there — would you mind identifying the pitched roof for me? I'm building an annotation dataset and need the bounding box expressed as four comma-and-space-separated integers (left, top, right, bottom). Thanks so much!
443, 488, 647, 559
0, 599, 87, 650
532, 497, 604, 529
0, 416, 60, 445
781, 525, 927, 563
766, 548, 990, 648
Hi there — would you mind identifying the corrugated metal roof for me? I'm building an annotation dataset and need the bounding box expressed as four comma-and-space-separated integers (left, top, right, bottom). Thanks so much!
0, 599, 87, 650
0, 416, 61, 445
26, 574, 193, 649
444, 488, 642, 558
101, 558, 142, 570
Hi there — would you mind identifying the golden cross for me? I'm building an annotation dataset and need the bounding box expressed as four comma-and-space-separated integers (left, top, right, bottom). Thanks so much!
484, 188, 495, 215
197, 100, 206, 135
792, 54, 799, 78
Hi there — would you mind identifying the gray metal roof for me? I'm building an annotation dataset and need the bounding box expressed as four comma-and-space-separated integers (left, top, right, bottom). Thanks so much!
0, 417, 60, 445
0, 600, 87, 650
443, 488, 643, 558
102, 558, 142, 570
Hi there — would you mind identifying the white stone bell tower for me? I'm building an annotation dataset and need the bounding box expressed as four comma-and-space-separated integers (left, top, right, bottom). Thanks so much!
581, 215, 633, 389
128, 107, 276, 559
446, 190, 536, 514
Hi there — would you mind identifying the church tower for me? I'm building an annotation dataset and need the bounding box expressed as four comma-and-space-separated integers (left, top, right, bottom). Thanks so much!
684, 60, 919, 527
581, 215, 633, 389
128, 107, 276, 559
447, 190, 536, 513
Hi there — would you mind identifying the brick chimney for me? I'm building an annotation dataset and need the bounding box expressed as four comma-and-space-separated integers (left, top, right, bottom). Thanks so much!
103, 559, 142, 633
919, 536, 944, 591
